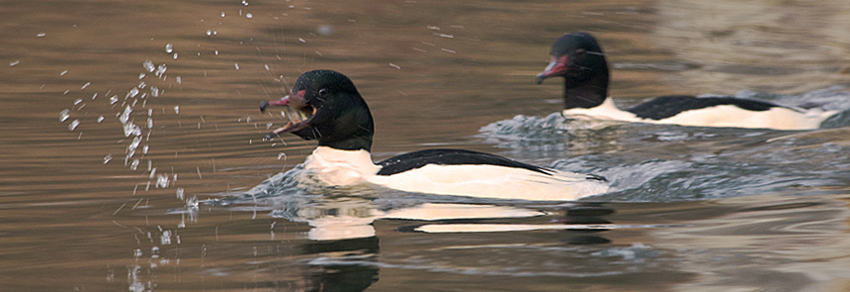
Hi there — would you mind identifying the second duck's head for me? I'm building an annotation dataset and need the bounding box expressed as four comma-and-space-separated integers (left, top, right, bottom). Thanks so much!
535, 32, 611, 109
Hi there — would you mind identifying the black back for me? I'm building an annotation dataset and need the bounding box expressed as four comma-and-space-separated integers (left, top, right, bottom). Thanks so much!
626, 95, 789, 121
376, 149, 553, 176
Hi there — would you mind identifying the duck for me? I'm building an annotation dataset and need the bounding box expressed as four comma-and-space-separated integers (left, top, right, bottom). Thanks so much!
260, 70, 608, 201
534, 32, 836, 130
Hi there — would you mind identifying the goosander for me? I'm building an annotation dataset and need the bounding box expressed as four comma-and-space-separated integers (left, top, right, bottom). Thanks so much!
261, 70, 608, 201
535, 32, 836, 130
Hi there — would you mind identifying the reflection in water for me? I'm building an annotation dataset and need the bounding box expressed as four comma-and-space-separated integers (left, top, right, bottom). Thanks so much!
652, 195, 850, 291
207, 183, 634, 291
301, 237, 380, 292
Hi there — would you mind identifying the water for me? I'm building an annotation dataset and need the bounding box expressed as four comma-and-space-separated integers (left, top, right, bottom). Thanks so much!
3, 0, 850, 291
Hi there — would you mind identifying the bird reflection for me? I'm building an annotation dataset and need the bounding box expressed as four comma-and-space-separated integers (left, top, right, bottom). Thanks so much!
242, 191, 618, 292
270, 197, 552, 292
300, 236, 380, 292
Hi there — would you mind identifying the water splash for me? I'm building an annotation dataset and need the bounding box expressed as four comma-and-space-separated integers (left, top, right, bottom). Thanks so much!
68, 119, 80, 131
60, 109, 70, 122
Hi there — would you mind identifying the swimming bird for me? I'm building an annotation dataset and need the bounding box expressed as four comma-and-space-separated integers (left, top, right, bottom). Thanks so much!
261, 70, 608, 201
535, 32, 836, 130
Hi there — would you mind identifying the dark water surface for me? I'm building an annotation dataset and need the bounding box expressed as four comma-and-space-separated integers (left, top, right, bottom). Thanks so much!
3, 0, 850, 291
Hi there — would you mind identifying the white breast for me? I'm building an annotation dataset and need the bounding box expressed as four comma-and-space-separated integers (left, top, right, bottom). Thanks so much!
563, 98, 835, 130
301, 146, 608, 201
302, 147, 380, 186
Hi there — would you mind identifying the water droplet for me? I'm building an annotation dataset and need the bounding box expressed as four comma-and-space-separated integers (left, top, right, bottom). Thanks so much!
205, 30, 212, 36
60, 109, 70, 122
242, 0, 249, 5
142, 60, 155, 72
151, 87, 159, 97
109, 95, 118, 104
176, 188, 184, 200
128, 136, 142, 155
317, 25, 333, 35
155, 64, 167, 77
81, 82, 90, 90
221, 12, 225, 17
130, 159, 140, 170
60, 70, 68, 76
74, 98, 83, 105
156, 174, 169, 188
127, 87, 139, 99
103, 154, 113, 164
173, 106, 179, 114
123, 122, 142, 137
68, 119, 80, 131
138, 73, 146, 79
91, 93, 98, 100
97, 116, 104, 123
37, 32, 46, 37
165, 43, 173, 54
176, 76, 182, 84
119, 105, 133, 124
9, 60, 20, 67
161, 230, 172, 245
246, 13, 253, 19
234, 63, 240, 70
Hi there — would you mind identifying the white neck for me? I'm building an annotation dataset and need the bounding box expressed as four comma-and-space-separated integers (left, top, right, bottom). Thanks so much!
563, 98, 640, 122
302, 146, 381, 186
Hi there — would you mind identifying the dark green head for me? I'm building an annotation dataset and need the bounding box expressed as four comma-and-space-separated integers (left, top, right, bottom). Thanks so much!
261, 70, 374, 151
535, 32, 610, 109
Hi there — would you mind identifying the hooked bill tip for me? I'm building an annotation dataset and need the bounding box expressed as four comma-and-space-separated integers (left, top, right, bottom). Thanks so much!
534, 75, 545, 84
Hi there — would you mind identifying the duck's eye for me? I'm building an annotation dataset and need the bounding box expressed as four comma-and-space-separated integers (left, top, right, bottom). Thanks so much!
318, 88, 329, 97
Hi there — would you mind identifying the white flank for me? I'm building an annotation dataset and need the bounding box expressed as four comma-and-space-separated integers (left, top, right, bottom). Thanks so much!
302, 146, 608, 201
563, 98, 836, 130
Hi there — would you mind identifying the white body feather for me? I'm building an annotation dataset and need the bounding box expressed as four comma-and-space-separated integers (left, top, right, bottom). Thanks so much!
302, 146, 608, 201
563, 98, 835, 130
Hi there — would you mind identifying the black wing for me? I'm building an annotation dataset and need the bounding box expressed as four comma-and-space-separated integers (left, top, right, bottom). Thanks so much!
376, 149, 552, 176
627, 95, 791, 121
